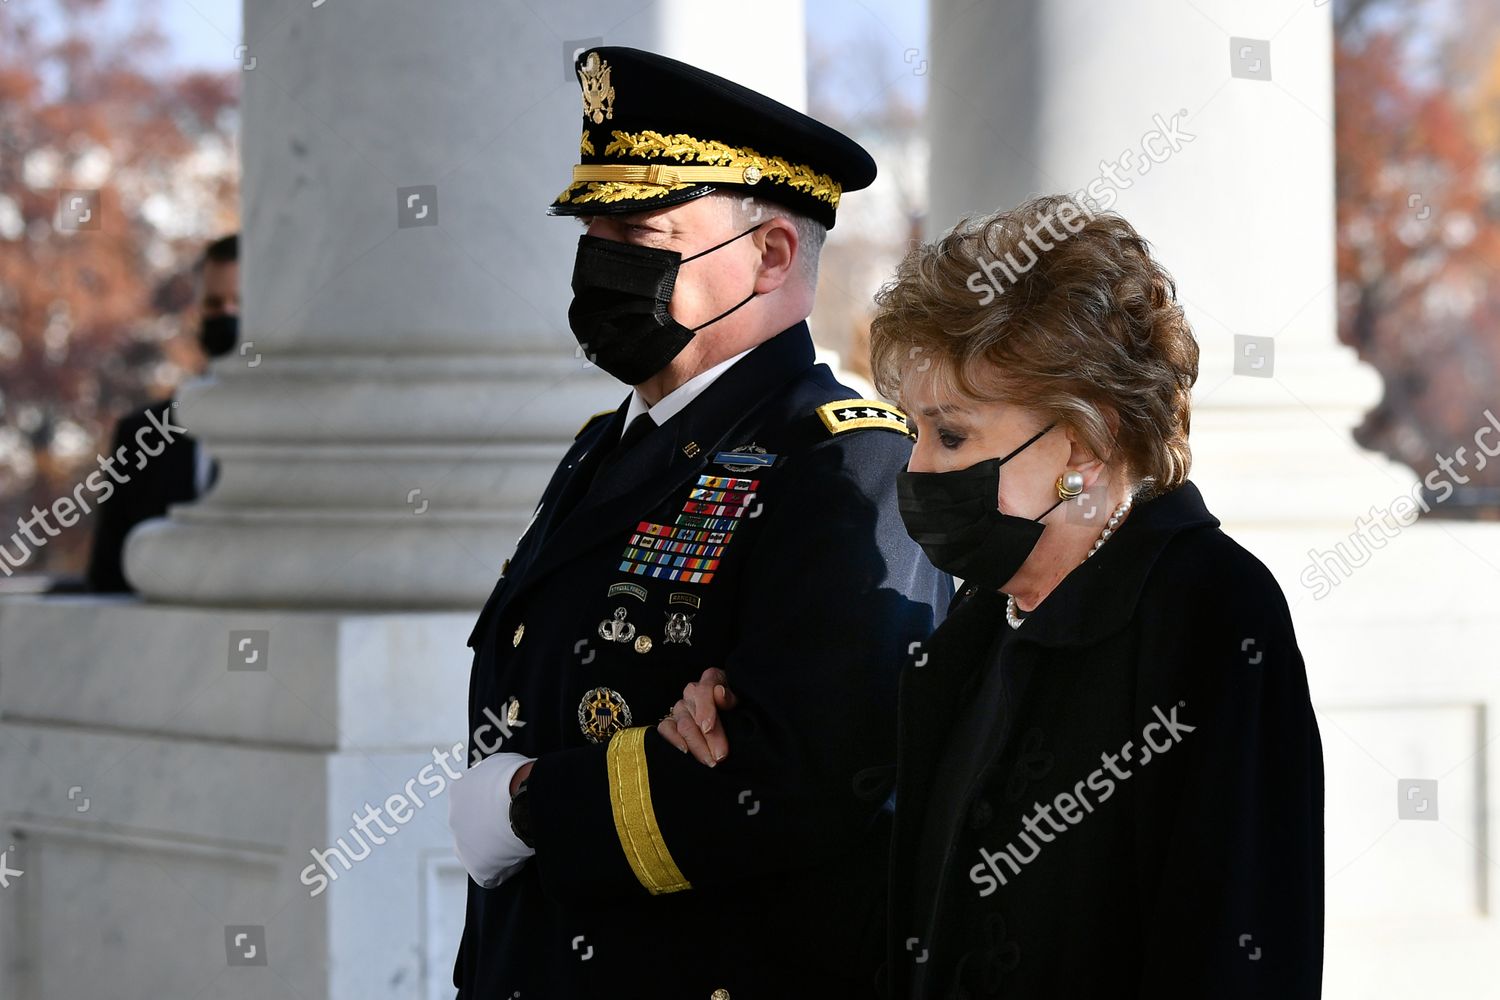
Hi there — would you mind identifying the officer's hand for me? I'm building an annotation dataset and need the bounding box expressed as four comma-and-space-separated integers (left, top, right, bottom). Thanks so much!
657, 667, 737, 767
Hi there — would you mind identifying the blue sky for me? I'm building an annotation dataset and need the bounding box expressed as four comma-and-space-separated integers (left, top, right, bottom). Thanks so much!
35, 0, 925, 78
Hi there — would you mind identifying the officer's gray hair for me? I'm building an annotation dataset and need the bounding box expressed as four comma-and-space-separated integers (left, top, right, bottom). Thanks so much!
716, 193, 826, 285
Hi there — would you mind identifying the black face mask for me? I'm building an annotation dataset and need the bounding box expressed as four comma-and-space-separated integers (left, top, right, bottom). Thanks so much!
567, 225, 760, 386
199, 313, 239, 358
896, 423, 1061, 590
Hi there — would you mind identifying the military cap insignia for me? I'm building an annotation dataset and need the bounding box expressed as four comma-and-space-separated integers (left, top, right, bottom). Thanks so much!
815, 398, 912, 437
578, 686, 632, 743
578, 51, 615, 124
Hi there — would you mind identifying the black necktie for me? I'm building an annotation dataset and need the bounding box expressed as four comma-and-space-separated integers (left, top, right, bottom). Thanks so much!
617, 412, 655, 452
590, 412, 655, 489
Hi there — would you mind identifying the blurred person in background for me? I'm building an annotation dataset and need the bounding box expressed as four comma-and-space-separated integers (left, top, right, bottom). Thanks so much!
85, 232, 237, 592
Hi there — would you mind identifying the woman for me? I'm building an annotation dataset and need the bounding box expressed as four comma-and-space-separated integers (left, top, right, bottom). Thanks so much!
662, 195, 1324, 998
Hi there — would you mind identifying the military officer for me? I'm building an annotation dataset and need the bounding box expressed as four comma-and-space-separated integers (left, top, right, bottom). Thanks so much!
448, 46, 951, 999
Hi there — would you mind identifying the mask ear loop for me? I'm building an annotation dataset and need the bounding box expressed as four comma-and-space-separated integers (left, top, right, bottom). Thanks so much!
1034, 494, 1068, 522
680, 222, 767, 333
680, 222, 764, 263
688, 289, 757, 333
993, 422, 1066, 522
996, 422, 1057, 465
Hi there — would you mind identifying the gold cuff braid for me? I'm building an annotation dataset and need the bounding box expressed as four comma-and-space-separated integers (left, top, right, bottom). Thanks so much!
605, 726, 691, 895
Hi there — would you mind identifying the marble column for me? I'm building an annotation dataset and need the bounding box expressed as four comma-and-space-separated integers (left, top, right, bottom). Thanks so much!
926, 2, 1500, 996
123, 0, 807, 610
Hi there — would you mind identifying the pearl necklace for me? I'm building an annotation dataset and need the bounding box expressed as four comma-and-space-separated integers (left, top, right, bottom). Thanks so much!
1005, 496, 1133, 630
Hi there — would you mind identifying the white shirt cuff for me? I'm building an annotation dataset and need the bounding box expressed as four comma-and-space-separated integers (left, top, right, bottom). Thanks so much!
447, 751, 537, 888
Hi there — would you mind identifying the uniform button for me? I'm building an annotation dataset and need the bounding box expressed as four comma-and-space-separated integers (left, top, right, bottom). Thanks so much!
968, 798, 995, 831
634, 635, 653, 654
710, 990, 730, 1000
512, 624, 525, 647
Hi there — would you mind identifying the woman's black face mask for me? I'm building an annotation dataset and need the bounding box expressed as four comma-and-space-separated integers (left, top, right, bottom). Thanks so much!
567, 223, 761, 386
896, 422, 1061, 590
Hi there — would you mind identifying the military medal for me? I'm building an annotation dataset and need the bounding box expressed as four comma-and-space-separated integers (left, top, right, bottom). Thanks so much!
715, 443, 775, 473
598, 606, 637, 642
578, 686, 632, 743
664, 611, 694, 645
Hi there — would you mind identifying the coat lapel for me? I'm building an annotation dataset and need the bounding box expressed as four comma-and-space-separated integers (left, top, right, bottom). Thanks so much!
536, 404, 629, 541
501, 402, 627, 583
465, 404, 630, 648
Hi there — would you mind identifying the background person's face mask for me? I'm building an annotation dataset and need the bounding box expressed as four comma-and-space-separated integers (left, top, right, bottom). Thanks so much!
199, 313, 239, 358
567, 224, 760, 386
896, 422, 1061, 590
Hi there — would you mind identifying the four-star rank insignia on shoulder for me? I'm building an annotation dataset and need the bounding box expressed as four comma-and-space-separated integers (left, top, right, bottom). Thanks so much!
815, 398, 912, 438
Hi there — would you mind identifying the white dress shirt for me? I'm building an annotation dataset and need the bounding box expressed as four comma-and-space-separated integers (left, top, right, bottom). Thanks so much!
620, 347, 755, 438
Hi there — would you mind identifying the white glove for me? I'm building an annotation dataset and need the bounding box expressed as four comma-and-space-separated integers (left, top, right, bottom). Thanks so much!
447, 751, 536, 888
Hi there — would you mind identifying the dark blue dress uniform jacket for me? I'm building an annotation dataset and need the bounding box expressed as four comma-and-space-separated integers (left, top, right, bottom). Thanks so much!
453, 322, 952, 1000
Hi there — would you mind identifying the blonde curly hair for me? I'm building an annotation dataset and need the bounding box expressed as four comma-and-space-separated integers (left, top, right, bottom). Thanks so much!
870, 194, 1200, 494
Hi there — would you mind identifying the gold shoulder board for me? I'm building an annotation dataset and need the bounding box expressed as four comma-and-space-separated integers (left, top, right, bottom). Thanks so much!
815, 398, 911, 437
575, 408, 617, 439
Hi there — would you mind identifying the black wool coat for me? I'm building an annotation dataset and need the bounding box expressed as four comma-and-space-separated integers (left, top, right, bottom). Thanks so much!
455, 323, 952, 1000
85, 399, 206, 592
881, 481, 1324, 999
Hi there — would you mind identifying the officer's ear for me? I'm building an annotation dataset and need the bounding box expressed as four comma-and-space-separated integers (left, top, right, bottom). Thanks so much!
751, 216, 798, 295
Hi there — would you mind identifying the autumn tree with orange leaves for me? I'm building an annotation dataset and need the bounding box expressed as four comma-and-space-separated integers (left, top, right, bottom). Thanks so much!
0, 0, 238, 577
1335, 0, 1500, 513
